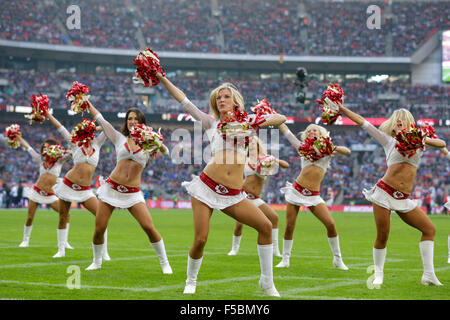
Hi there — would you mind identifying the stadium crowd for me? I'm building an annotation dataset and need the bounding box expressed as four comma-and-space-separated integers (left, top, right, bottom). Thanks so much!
1, 69, 449, 120
1, 0, 449, 57
1, 122, 449, 213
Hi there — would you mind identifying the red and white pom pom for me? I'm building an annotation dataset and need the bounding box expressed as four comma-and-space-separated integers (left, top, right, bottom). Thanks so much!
42, 144, 67, 165
218, 109, 264, 137
3, 124, 21, 149
25, 94, 49, 124
256, 154, 278, 176
315, 83, 344, 126
66, 81, 91, 114
217, 109, 264, 149
419, 124, 438, 139
251, 98, 277, 115
132, 47, 166, 87
129, 123, 164, 156
394, 123, 436, 158
297, 136, 336, 162
70, 118, 97, 148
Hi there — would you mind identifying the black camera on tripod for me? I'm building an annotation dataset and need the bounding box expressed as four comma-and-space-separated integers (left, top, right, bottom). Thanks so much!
294, 67, 308, 104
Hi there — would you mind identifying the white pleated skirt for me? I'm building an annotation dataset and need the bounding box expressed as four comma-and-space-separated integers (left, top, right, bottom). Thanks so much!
24, 186, 59, 204
52, 179, 96, 203
362, 185, 417, 213
97, 178, 145, 209
182, 175, 246, 210
280, 182, 325, 207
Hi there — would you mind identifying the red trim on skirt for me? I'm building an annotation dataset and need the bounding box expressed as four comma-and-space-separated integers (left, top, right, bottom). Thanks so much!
292, 181, 320, 196
199, 172, 243, 196
105, 177, 140, 193
246, 192, 260, 200
376, 180, 410, 200
63, 177, 91, 191
33, 185, 55, 196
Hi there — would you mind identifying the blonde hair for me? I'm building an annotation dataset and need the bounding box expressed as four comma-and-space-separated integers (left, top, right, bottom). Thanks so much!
378, 108, 415, 137
209, 83, 245, 119
300, 124, 330, 142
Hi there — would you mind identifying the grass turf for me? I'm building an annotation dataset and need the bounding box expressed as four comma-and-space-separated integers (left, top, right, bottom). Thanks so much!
0, 208, 449, 300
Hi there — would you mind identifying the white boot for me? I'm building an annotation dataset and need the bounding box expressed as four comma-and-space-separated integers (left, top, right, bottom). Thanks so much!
275, 239, 293, 268
328, 236, 348, 270
151, 239, 172, 274
65, 223, 74, 250
85, 243, 104, 270
258, 244, 280, 297
53, 228, 67, 258
272, 229, 282, 257
19, 225, 32, 247
103, 229, 111, 261
420, 241, 443, 286
183, 255, 203, 294
373, 247, 386, 286
227, 235, 241, 256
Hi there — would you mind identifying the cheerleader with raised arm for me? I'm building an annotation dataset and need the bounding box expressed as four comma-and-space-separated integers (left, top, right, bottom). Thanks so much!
338, 103, 445, 286
45, 110, 111, 259
14, 132, 70, 248
228, 137, 289, 257
84, 102, 172, 274
156, 71, 286, 296
276, 123, 350, 270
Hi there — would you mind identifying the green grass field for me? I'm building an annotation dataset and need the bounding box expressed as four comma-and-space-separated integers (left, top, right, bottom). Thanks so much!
443, 68, 450, 82
0, 208, 449, 300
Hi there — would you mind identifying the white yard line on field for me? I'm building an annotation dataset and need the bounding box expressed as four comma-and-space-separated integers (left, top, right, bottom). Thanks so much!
0, 275, 368, 299
0, 252, 222, 269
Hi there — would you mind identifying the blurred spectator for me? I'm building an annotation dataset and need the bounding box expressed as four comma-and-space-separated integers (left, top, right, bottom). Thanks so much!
1, 0, 448, 56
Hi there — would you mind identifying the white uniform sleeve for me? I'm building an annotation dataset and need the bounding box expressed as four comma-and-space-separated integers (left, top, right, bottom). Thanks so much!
282, 127, 301, 150
94, 132, 107, 147
57, 125, 72, 142
26, 147, 41, 162
361, 120, 391, 147
94, 113, 121, 145
180, 97, 214, 129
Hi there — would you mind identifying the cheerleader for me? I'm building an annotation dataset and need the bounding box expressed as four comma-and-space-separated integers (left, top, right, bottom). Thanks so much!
277, 123, 350, 270
157, 71, 286, 297
228, 137, 289, 257
84, 102, 172, 274
46, 111, 110, 259
338, 103, 445, 286
16, 134, 70, 248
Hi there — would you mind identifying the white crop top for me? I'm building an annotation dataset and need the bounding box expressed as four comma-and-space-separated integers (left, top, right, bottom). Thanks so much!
244, 161, 267, 179
115, 134, 149, 167
95, 113, 149, 167
281, 124, 331, 172
27, 147, 66, 177
301, 155, 331, 172
207, 117, 262, 157
362, 121, 422, 168
58, 126, 106, 167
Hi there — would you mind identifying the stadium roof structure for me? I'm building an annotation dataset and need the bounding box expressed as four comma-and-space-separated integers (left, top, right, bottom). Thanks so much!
0, 34, 438, 74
